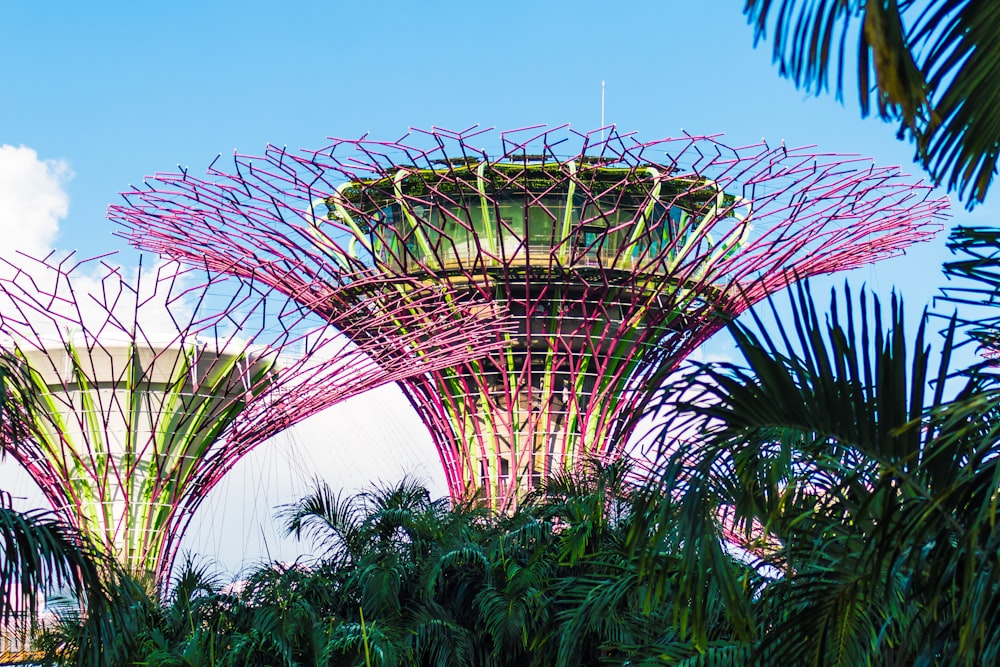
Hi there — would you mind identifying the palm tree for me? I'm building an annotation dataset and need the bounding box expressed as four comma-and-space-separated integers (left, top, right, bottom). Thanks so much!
0, 491, 104, 627
42, 557, 257, 667
277, 470, 760, 666
34, 469, 764, 665
0, 357, 109, 666
280, 476, 465, 665
526, 461, 759, 666
0, 495, 111, 667
744, 0, 1000, 207
646, 279, 1000, 664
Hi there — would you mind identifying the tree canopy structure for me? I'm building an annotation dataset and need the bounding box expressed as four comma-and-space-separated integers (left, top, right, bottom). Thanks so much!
112, 125, 949, 508
0, 253, 505, 582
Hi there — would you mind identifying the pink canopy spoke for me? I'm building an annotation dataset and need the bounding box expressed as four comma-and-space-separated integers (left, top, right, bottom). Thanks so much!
0, 252, 506, 583
112, 126, 948, 508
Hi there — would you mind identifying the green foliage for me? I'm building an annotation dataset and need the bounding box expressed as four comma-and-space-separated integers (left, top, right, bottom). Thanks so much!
745, 0, 1000, 207
0, 493, 101, 627
644, 279, 1000, 664
33, 244, 1000, 665
39, 468, 758, 666
0, 491, 111, 666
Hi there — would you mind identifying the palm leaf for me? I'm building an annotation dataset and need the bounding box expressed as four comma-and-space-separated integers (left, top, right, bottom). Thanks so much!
745, 0, 1000, 207
0, 492, 105, 627
641, 279, 991, 662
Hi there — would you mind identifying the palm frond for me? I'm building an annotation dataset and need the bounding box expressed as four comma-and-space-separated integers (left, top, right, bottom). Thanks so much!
745, 0, 1000, 207
0, 492, 105, 627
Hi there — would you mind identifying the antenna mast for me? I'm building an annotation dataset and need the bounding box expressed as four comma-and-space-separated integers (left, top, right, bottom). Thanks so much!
601, 80, 605, 140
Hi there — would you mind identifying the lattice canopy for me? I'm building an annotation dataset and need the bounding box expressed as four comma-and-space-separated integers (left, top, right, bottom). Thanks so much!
112, 125, 949, 508
0, 253, 506, 580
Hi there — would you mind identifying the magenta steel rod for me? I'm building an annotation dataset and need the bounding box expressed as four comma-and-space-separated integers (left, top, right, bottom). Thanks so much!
0, 252, 506, 582
112, 125, 948, 508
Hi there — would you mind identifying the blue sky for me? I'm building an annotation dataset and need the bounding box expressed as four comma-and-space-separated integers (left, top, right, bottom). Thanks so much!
1, 1, 994, 575
2, 1, 985, 285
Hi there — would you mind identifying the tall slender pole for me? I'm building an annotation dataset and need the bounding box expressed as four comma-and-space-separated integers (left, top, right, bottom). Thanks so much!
601, 80, 606, 140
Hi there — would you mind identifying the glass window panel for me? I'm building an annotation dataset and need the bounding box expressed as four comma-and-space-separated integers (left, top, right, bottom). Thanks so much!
493, 198, 524, 261
440, 208, 472, 265
498, 199, 524, 229
528, 196, 564, 246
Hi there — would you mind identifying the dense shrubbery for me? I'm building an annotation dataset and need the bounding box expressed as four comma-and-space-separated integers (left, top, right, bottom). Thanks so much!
36, 462, 762, 666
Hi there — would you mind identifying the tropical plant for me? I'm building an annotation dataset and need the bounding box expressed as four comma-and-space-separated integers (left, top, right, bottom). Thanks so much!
43, 469, 758, 666
940, 225, 1000, 355
0, 356, 110, 666
643, 279, 1000, 664
744, 0, 1000, 207
0, 494, 92, 620
0, 490, 106, 637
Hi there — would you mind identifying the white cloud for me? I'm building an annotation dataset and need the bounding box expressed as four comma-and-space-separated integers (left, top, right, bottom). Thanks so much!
0, 145, 71, 258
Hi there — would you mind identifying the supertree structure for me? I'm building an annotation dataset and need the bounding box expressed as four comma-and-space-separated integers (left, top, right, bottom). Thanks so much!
112, 125, 949, 508
0, 252, 506, 582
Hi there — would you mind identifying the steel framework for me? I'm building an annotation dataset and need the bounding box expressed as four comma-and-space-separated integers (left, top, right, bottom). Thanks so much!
112, 125, 949, 508
0, 252, 505, 581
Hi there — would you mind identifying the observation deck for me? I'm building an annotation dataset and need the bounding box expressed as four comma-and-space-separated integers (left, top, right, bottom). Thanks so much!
327, 158, 745, 368
328, 157, 749, 281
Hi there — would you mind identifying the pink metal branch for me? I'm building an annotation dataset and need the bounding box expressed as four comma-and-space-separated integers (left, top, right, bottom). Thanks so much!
111, 126, 948, 508
0, 252, 506, 582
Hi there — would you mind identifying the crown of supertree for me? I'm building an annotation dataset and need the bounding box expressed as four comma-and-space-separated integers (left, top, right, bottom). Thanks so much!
111, 125, 949, 508
0, 251, 507, 581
